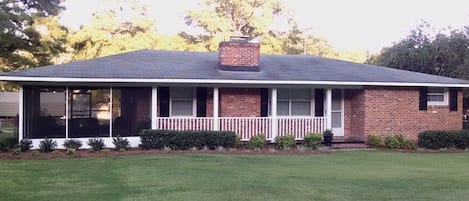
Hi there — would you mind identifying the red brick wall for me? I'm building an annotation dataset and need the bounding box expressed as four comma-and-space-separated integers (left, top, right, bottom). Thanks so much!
344, 89, 366, 141
350, 87, 463, 141
219, 88, 260, 117
219, 42, 260, 67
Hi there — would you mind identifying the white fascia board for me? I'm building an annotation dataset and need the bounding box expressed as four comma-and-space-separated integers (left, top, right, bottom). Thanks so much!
1, 76, 469, 88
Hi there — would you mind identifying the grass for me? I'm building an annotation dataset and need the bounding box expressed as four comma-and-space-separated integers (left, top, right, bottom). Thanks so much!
1, 151, 469, 201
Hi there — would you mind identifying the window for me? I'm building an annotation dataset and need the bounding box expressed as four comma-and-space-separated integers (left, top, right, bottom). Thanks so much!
269, 88, 312, 116
23, 87, 66, 139
427, 88, 448, 106
69, 88, 110, 137
170, 87, 195, 116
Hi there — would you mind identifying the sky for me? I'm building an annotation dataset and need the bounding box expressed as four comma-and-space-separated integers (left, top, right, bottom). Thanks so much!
60, 0, 469, 53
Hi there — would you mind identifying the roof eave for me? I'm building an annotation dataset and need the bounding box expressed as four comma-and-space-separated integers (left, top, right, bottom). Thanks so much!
1, 76, 469, 88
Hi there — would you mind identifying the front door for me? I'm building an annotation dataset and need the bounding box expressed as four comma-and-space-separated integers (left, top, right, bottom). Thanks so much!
331, 89, 344, 136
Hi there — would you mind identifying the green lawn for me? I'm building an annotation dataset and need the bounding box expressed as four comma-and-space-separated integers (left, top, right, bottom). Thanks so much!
1, 151, 469, 201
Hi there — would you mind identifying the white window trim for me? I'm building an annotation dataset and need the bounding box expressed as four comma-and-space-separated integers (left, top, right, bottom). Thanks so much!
427, 88, 449, 106
268, 88, 313, 117
169, 87, 197, 117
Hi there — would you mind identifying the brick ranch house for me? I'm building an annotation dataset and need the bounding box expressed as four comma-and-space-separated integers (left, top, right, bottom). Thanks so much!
1, 37, 469, 149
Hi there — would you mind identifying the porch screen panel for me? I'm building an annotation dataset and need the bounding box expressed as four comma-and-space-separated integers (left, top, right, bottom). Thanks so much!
112, 87, 151, 137
69, 88, 110, 138
24, 87, 66, 139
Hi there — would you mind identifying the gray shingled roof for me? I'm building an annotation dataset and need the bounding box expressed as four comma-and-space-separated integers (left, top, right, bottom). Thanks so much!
1, 49, 469, 86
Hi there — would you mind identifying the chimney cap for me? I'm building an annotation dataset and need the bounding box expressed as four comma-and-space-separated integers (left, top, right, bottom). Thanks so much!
230, 35, 250, 43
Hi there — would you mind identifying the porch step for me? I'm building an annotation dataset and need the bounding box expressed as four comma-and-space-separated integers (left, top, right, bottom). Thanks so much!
330, 143, 370, 150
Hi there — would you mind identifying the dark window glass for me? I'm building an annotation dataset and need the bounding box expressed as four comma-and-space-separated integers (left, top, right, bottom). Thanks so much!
112, 88, 151, 137
24, 87, 66, 139
69, 88, 110, 137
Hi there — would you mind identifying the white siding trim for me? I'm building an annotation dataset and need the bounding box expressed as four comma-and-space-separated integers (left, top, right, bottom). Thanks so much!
326, 88, 332, 130
213, 87, 219, 131
271, 88, 277, 142
18, 86, 23, 141
151, 87, 158, 129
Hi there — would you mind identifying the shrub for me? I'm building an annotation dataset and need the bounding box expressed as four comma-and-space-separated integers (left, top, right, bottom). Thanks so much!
63, 139, 82, 150
88, 138, 105, 151
12, 148, 21, 155
0, 136, 18, 152
18, 139, 33, 152
112, 136, 130, 151
384, 136, 400, 149
367, 134, 383, 147
274, 135, 296, 151
418, 130, 469, 149
248, 134, 265, 150
100, 149, 110, 154
303, 133, 323, 149
382, 134, 415, 150
234, 136, 243, 148
39, 138, 57, 153
140, 130, 236, 150
66, 148, 76, 155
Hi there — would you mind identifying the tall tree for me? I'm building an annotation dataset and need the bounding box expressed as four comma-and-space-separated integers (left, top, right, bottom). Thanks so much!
281, 24, 336, 57
68, 0, 158, 61
0, 0, 64, 72
367, 23, 469, 78
183, 0, 284, 51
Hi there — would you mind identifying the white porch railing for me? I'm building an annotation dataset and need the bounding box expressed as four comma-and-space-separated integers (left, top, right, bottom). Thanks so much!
219, 117, 272, 141
155, 116, 326, 140
156, 117, 214, 131
277, 117, 327, 140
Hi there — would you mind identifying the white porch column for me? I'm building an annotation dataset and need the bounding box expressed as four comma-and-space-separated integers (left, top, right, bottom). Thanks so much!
109, 87, 113, 138
151, 87, 158, 129
65, 87, 69, 139
271, 88, 278, 142
18, 86, 23, 142
326, 88, 332, 130
213, 87, 219, 131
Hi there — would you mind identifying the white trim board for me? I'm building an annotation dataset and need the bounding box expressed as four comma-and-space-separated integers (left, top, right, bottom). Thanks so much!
2, 76, 469, 87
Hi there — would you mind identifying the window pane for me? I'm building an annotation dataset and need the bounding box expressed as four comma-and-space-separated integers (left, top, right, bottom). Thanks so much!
332, 90, 342, 111
24, 87, 66, 139
112, 88, 151, 137
332, 112, 342, 127
291, 101, 311, 116
171, 87, 193, 99
277, 89, 289, 100
277, 101, 289, 115
171, 100, 193, 116
428, 95, 444, 102
69, 88, 110, 138
291, 88, 311, 100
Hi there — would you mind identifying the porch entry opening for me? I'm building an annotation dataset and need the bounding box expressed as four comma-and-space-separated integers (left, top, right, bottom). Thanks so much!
331, 89, 344, 136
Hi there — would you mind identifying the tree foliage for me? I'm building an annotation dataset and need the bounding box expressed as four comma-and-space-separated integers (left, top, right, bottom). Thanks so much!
184, 0, 285, 51
68, 0, 158, 61
0, 0, 65, 72
367, 23, 469, 79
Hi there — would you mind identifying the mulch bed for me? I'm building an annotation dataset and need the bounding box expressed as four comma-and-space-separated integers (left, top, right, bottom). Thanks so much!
0, 145, 335, 160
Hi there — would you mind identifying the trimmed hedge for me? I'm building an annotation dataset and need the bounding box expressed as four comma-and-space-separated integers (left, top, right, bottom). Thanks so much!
140, 130, 236, 150
418, 130, 469, 149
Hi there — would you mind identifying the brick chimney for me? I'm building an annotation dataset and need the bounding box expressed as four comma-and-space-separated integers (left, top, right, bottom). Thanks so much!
218, 36, 260, 72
